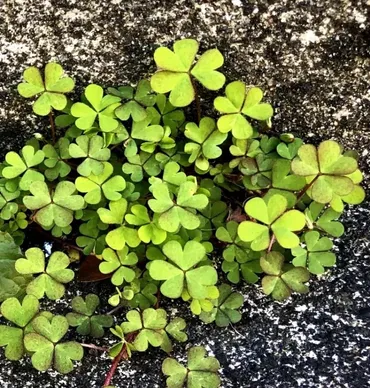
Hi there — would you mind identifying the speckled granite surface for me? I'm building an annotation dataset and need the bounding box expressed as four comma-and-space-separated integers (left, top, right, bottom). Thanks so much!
0, 1, 369, 387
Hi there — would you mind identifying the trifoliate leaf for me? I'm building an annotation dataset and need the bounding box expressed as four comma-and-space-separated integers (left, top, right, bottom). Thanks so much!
184, 117, 227, 171
0, 295, 39, 360
15, 248, 74, 300
292, 231, 336, 274
292, 140, 358, 203
214, 81, 273, 139
100, 246, 138, 286
69, 135, 111, 176
18, 63, 75, 116
151, 39, 225, 107
200, 284, 244, 327
66, 294, 113, 338
24, 315, 83, 373
23, 181, 84, 228
238, 195, 306, 251
149, 240, 217, 299
162, 346, 220, 388
43, 138, 71, 181
2, 145, 45, 191
148, 181, 208, 233
75, 162, 126, 204
71, 84, 121, 132
260, 252, 310, 300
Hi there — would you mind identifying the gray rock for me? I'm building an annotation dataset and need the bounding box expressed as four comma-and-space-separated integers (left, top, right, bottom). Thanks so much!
0, 0, 369, 387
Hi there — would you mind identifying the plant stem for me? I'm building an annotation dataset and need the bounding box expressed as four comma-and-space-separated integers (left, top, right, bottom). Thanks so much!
81, 343, 108, 352
267, 234, 275, 253
296, 175, 319, 203
191, 78, 201, 123
103, 345, 126, 387
49, 111, 56, 144
107, 304, 125, 315
103, 333, 137, 387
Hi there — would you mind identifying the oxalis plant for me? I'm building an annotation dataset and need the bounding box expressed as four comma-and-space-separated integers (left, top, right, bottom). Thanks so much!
0, 38, 365, 387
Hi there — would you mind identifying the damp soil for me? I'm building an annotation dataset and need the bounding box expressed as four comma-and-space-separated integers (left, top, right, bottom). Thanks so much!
0, 1, 369, 387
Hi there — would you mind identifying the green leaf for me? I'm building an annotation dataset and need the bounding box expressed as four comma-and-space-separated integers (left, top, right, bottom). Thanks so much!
149, 240, 217, 300
18, 63, 74, 116
148, 181, 208, 233
2, 145, 45, 190
69, 135, 111, 177
214, 82, 273, 139
238, 195, 306, 251
292, 231, 336, 274
190, 48, 225, 90
43, 138, 71, 181
75, 162, 126, 204
305, 202, 344, 237
162, 346, 220, 388
15, 248, 74, 300
277, 138, 303, 160
200, 284, 244, 327
184, 117, 227, 171
292, 140, 358, 203
125, 204, 167, 244
66, 294, 113, 338
23, 181, 84, 228
272, 159, 306, 191
24, 315, 83, 373
71, 84, 120, 132
0, 295, 40, 360
0, 232, 30, 302
261, 252, 310, 300
100, 246, 138, 286
151, 39, 225, 107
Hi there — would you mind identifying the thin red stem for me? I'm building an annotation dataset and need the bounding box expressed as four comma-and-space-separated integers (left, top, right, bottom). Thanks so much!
103, 345, 127, 387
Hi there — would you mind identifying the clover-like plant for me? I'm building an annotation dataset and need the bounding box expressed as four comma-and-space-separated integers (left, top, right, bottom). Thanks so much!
113, 80, 156, 122
2, 145, 45, 191
71, 84, 121, 132
291, 140, 358, 204
0, 295, 40, 360
75, 162, 126, 204
260, 252, 310, 300
69, 135, 111, 176
200, 284, 244, 327
214, 81, 273, 139
0, 38, 364, 385
100, 247, 138, 286
291, 231, 336, 274
23, 181, 84, 228
162, 346, 220, 388
151, 39, 225, 107
66, 294, 113, 338
216, 221, 262, 284
97, 198, 140, 250
43, 138, 71, 181
17, 63, 75, 116
149, 240, 217, 300
148, 181, 209, 232
15, 248, 74, 300
24, 315, 83, 373
184, 117, 227, 171
238, 195, 306, 251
